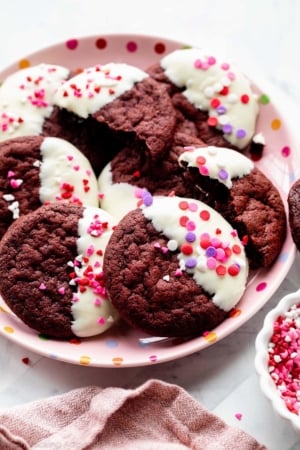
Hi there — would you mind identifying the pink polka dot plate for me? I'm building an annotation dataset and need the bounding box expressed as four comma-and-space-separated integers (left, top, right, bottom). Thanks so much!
0, 34, 297, 367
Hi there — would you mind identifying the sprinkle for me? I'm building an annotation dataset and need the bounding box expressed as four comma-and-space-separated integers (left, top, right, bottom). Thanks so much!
207, 116, 218, 127
235, 413, 243, 421
163, 275, 170, 282
175, 268, 183, 276
167, 240, 178, 251
58, 287, 65, 295
142, 190, 153, 206
222, 123, 233, 134
200, 210, 210, 221
98, 317, 106, 325
216, 265, 226, 276
10, 178, 23, 189
39, 283, 46, 290
3, 193, 15, 201
241, 94, 249, 104
268, 304, 300, 416
185, 257, 197, 269
218, 169, 228, 180
185, 231, 196, 243
181, 243, 193, 255
236, 128, 247, 139
22, 357, 30, 365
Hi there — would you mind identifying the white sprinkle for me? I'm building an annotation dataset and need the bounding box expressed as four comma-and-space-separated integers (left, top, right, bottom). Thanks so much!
163, 275, 170, 282
8, 201, 20, 219
167, 239, 178, 251
32, 160, 42, 167
3, 194, 15, 201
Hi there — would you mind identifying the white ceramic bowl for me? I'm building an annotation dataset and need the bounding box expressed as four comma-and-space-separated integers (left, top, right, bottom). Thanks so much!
255, 289, 300, 432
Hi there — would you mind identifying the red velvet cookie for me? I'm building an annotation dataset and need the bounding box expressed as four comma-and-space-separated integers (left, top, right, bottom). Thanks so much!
0, 135, 99, 240
103, 195, 248, 337
0, 203, 118, 339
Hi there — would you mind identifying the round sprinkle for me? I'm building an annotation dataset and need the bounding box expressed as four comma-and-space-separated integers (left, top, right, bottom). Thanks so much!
186, 220, 196, 231
185, 257, 197, 269
167, 239, 178, 251
185, 231, 196, 243
228, 264, 240, 276
207, 257, 217, 269
181, 243, 193, 255
216, 105, 227, 115
218, 169, 228, 180
241, 94, 250, 104
200, 236, 211, 249
199, 165, 209, 176
210, 98, 221, 109
179, 215, 189, 226
221, 62, 230, 70
222, 123, 233, 134
200, 210, 210, 221
196, 155, 206, 165
207, 116, 218, 127
232, 244, 242, 254
236, 128, 247, 139
206, 246, 217, 257
216, 265, 227, 276
179, 200, 189, 210
207, 56, 216, 65
189, 202, 198, 212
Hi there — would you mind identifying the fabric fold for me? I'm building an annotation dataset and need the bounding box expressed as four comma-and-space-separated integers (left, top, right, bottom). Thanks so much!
0, 379, 267, 450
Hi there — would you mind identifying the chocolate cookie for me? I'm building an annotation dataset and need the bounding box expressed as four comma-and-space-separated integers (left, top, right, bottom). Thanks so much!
0, 63, 70, 142
147, 48, 261, 153
288, 179, 300, 250
100, 144, 286, 270
178, 146, 287, 269
44, 63, 177, 175
0, 135, 99, 240
0, 203, 118, 339
103, 195, 248, 337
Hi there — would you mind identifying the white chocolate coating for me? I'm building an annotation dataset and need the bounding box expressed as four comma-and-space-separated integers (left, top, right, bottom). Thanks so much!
179, 145, 254, 189
98, 163, 141, 222
71, 206, 118, 337
0, 64, 69, 141
142, 196, 248, 311
39, 137, 99, 207
54, 63, 148, 118
161, 48, 259, 149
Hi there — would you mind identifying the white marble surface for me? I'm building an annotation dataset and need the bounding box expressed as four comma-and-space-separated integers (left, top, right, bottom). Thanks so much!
1, 1, 300, 449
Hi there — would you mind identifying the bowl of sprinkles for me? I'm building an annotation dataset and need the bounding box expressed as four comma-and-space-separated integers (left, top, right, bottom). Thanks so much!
255, 289, 300, 432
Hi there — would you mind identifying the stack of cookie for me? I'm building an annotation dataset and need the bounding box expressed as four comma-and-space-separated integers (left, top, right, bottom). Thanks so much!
0, 48, 288, 340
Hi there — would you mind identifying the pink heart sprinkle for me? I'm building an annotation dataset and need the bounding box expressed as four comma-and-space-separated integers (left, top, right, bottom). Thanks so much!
98, 317, 106, 325
235, 413, 243, 421
39, 283, 46, 290
58, 287, 65, 295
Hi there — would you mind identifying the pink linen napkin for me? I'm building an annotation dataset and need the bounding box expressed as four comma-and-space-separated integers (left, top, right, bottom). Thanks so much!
0, 379, 267, 450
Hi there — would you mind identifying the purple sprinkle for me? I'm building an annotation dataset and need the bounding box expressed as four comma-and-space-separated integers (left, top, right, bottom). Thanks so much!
216, 105, 227, 115
218, 169, 229, 180
236, 128, 247, 139
142, 191, 153, 206
185, 231, 196, 242
222, 124, 233, 134
206, 246, 217, 257
185, 257, 197, 269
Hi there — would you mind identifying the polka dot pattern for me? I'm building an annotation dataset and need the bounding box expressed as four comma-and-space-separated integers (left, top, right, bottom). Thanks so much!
0, 34, 295, 368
